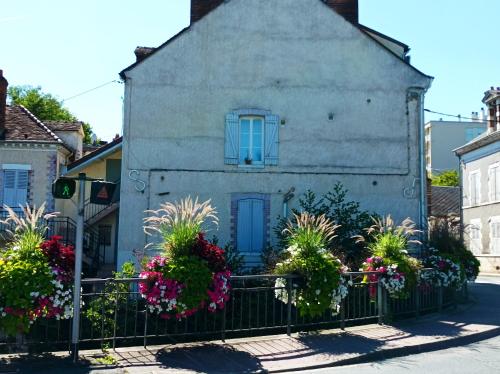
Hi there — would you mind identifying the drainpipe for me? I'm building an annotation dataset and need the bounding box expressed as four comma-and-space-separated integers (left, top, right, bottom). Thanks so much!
458, 155, 464, 242
408, 87, 428, 246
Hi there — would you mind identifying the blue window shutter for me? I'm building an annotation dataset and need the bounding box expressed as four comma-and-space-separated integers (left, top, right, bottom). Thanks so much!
3, 170, 17, 208
224, 113, 239, 165
16, 170, 28, 207
264, 114, 279, 165
237, 199, 252, 252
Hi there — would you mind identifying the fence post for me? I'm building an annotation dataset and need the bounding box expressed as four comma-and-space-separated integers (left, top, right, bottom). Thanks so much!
437, 286, 443, 312
221, 301, 227, 342
112, 282, 119, 350
377, 277, 384, 325
143, 309, 148, 349
340, 297, 346, 330
415, 271, 420, 318
286, 277, 293, 336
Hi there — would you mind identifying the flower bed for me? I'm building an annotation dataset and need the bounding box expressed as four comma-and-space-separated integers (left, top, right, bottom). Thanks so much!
421, 249, 464, 290
138, 198, 231, 319
273, 213, 350, 317
0, 206, 74, 336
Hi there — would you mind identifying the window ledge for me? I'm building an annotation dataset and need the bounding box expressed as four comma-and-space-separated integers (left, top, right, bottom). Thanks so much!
237, 164, 265, 170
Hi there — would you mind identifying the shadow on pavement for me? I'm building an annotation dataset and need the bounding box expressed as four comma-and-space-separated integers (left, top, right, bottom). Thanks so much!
0, 353, 93, 374
155, 344, 265, 373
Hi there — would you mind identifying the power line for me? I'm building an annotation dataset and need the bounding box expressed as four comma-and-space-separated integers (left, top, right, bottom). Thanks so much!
424, 108, 490, 123
62, 80, 122, 102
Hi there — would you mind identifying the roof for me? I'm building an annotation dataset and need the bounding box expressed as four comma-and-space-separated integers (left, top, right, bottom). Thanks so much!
430, 186, 460, 217
67, 136, 122, 173
454, 129, 500, 156
45, 120, 83, 132
2, 105, 62, 143
119, 1, 432, 81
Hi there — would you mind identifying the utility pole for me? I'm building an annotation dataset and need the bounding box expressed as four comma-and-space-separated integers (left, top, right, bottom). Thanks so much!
71, 172, 85, 362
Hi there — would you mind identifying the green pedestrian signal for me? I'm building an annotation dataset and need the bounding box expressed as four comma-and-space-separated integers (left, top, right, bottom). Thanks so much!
52, 178, 76, 199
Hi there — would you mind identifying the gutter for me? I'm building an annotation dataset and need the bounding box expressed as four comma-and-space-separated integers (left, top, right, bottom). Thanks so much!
64, 142, 122, 176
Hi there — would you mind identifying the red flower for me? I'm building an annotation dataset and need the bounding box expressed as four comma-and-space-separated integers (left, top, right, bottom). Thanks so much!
190, 233, 227, 272
39, 236, 75, 277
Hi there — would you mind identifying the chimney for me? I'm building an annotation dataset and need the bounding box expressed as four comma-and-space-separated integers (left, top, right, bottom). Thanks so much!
323, 0, 359, 24
134, 47, 156, 62
191, 0, 224, 24
0, 70, 7, 138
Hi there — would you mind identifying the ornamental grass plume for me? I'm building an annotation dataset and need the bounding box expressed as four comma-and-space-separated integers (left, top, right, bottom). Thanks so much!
283, 212, 339, 252
0, 203, 58, 250
143, 196, 218, 256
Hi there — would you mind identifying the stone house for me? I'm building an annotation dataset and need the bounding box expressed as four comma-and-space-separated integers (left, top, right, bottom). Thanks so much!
0, 70, 79, 214
116, 0, 433, 268
454, 87, 500, 274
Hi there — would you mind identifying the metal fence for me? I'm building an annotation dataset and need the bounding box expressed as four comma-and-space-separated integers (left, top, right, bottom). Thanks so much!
0, 270, 462, 355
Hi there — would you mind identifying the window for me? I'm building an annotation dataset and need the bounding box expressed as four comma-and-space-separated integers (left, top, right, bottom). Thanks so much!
489, 163, 500, 202
239, 117, 264, 165
2, 168, 29, 210
469, 171, 481, 206
465, 127, 485, 142
469, 218, 482, 254
490, 217, 500, 255
224, 109, 279, 166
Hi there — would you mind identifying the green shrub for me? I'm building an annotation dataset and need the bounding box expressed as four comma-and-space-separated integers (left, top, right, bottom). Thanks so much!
275, 183, 375, 268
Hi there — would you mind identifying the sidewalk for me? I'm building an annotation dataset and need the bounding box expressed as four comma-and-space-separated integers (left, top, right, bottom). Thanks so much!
2, 279, 500, 373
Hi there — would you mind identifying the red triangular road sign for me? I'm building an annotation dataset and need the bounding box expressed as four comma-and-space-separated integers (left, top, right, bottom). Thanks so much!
96, 185, 109, 200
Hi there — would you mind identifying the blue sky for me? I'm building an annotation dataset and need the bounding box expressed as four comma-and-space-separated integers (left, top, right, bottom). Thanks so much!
1, 0, 498, 141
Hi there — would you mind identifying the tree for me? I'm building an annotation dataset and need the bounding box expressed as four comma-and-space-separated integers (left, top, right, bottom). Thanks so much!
431, 170, 459, 187
8, 85, 93, 144
274, 183, 376, 268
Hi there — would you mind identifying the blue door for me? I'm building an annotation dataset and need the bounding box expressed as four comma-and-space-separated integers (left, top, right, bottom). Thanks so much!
237, 198, 264, 254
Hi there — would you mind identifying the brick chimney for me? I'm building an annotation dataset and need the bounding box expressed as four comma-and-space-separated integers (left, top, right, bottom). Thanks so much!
323, 0, 359, 24
0, 70, 7, 138
191, 0, 224, 24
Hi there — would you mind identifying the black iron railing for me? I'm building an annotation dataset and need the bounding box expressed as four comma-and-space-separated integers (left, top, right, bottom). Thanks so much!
0, 270, 464, 354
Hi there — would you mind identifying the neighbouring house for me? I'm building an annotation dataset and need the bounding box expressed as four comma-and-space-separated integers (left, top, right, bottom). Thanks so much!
425, 117, 487, 175
454, 86, 500, 274
0, 70, 75, 215
117, 0, 433, 268
60, 137, 122, 276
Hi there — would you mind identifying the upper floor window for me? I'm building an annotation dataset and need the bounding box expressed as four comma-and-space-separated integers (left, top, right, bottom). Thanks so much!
489, 163, 500, 202
239, 117, 264, 165
469, 170, 481, 206
224, 109, 279, 167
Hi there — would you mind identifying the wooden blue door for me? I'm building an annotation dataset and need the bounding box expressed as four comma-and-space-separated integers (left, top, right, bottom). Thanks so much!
237, 198, 264, 253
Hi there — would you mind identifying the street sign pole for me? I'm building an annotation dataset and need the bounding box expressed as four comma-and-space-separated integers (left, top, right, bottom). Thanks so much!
71, 172, 86, 363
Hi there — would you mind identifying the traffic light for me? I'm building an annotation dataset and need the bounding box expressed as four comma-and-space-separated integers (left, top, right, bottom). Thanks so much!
52, 178, 76, 199
90, 181, 117, 205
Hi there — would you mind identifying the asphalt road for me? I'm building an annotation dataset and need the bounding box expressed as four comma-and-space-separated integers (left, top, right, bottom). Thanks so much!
305, 275, 500, 374
306, 334, 500, 374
